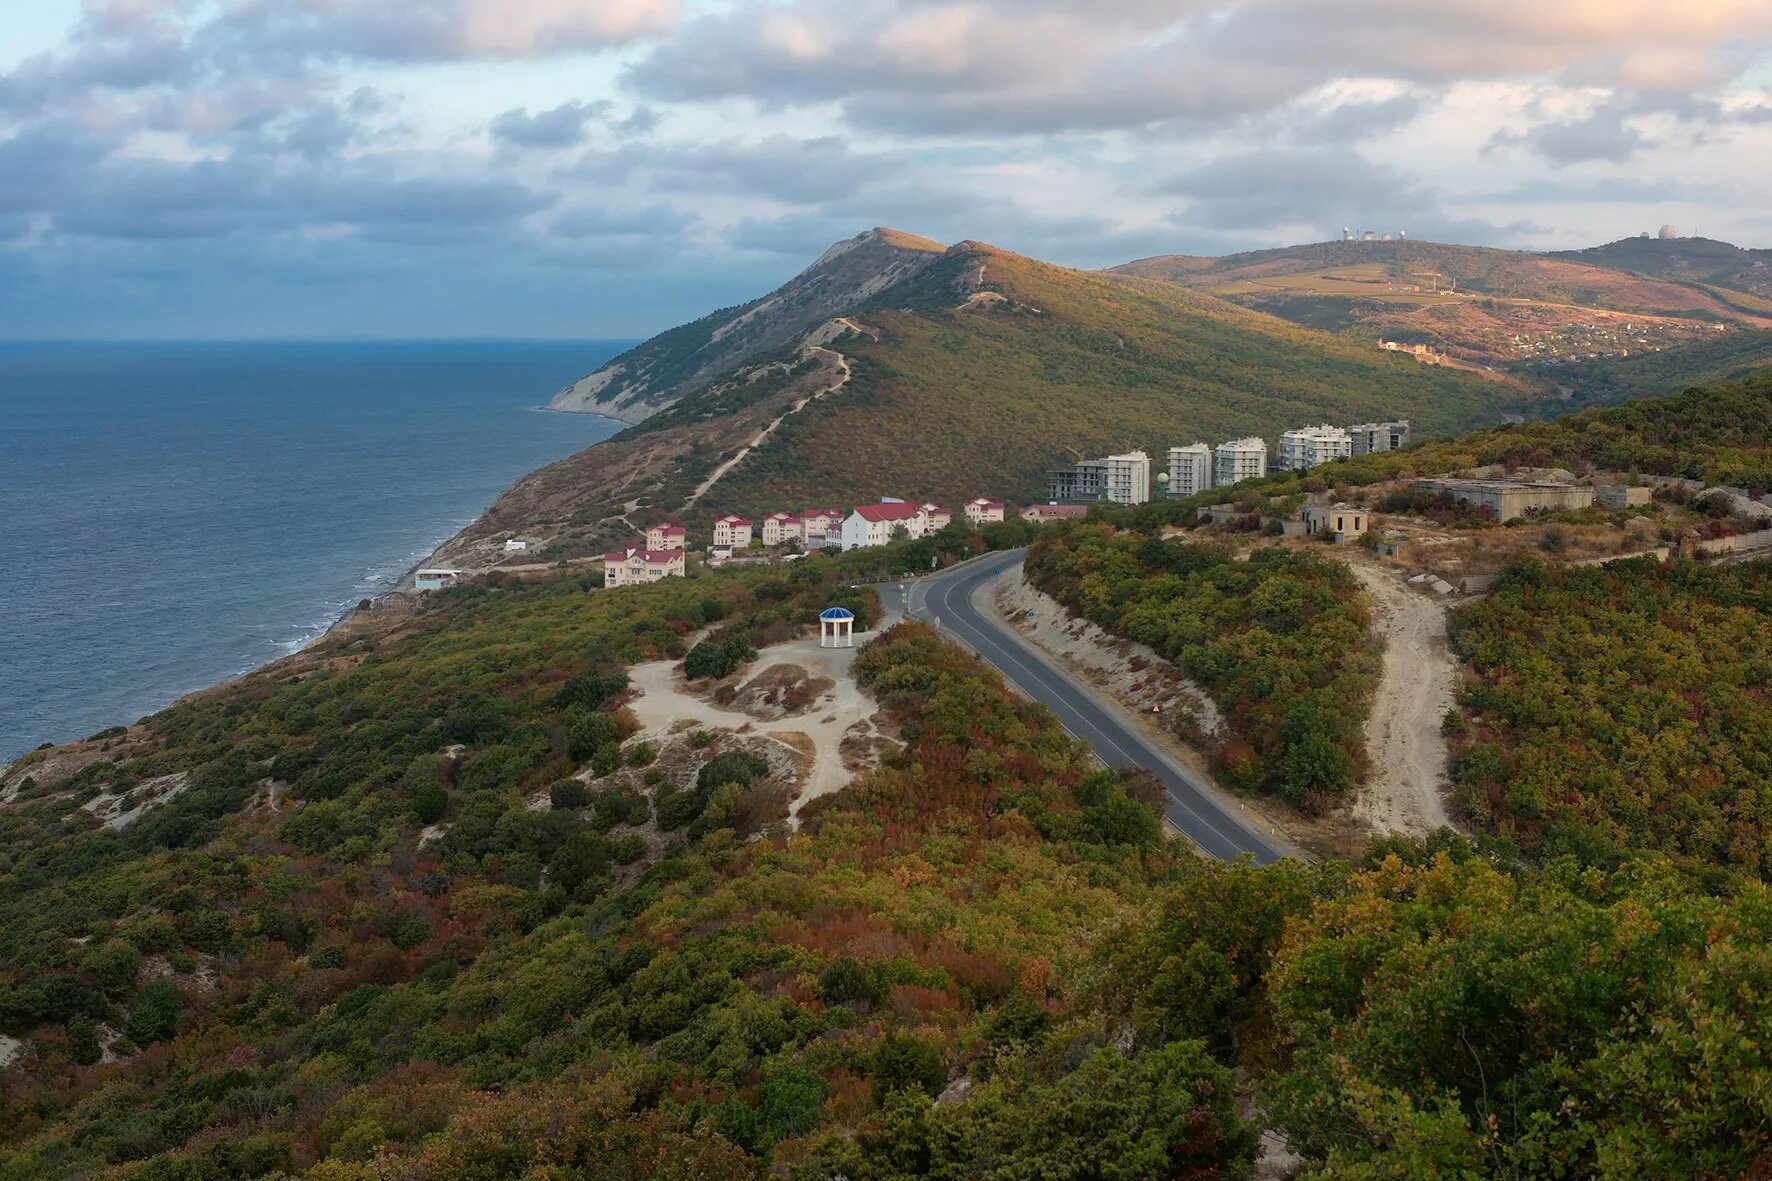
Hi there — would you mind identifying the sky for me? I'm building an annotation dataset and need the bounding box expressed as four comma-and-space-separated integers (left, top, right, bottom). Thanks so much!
3, 0, 1771, 339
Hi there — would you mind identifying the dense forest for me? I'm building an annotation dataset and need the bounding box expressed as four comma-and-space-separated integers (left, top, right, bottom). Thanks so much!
1446, 557, 1772, 880
1024, 527, 1377, 811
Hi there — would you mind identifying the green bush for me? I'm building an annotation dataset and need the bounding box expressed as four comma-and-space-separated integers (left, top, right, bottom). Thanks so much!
125, 977, 184, 1045
872, 1034, 945, 1101
308, 945, 346, 970
549, 779, 589, 810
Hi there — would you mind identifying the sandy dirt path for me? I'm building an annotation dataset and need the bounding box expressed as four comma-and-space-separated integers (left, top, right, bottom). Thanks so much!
1348, 562, 1455, 835
683, 344, 854, 508
625, 635, 880, 825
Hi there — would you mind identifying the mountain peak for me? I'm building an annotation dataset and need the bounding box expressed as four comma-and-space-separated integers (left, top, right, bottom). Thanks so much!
550, 225, 949, 422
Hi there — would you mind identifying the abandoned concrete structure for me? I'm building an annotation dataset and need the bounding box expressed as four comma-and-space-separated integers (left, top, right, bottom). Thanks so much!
1413, 478, 1595, 522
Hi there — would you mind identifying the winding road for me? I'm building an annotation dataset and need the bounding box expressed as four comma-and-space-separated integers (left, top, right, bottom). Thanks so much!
882, 552, 1290, 864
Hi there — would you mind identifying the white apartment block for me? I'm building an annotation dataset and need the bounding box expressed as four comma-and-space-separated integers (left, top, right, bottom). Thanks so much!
1101, 452, 1151, 505
1165, 443, 1213, 498
760, 512, 803, 546
1214, 438, 1269, 487
1278, 425, 1353, 471
711, 515, 752, 548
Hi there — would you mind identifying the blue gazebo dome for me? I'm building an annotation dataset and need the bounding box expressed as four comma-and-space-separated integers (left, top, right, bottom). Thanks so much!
819, 607, 855, 621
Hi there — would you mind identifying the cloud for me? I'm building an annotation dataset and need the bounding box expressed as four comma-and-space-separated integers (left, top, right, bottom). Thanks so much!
1492, 105, 1650, 165
628, 0, 1772, 137
491, 100, 612, 149
1286, 92, 1424, 143
1156, 147, 1524, 243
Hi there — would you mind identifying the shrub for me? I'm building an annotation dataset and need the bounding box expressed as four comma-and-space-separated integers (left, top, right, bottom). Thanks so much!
684, 628, 758, 681
549, 779, 589, 810
125, 977, 184, 1045
309, 945, 347, 970
872, 1034, 946, 1101
627, 741, 657, 767
590, 743, 622, 778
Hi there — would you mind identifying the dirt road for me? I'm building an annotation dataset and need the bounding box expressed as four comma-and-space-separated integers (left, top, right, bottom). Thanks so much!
1349, 563, 1455, 836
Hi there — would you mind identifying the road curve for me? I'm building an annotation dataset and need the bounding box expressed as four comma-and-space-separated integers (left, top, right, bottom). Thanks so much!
890, 551, 1290, 865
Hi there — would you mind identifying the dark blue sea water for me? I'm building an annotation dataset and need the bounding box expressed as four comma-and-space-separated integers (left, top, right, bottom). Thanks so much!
0, 340, 629, 761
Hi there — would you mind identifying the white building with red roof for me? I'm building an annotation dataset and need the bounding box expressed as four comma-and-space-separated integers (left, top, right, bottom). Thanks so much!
645, 522, 687, 551
711, 514, 752, 548
964, 497, 1005, 525
841, 500, 927, 550
602, 546, 685, 588
760, 512, 803, 546
918, 502, 953, 531
798, 508, 845, 547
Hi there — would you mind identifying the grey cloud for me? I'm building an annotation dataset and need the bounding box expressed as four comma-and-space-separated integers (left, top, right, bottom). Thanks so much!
1492, 107, 1650, 165
491, 100, 613, 150
1156, 147, 1522, 244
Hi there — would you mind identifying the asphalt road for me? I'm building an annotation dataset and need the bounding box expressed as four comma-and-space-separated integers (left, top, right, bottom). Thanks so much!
881, 551, 1290, 865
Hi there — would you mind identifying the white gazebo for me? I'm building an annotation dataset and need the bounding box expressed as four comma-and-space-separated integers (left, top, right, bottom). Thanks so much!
818, 606, 856, 649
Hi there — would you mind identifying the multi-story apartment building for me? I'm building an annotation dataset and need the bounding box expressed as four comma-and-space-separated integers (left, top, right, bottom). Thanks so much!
1213, 437, 1269, 487
919, 503, 953, 531
840, 501, 927, 549
711, 514, 752, 548
1165, 443, 1213, 497
1278, 424, 1353, 471
760, 512, 803, 546
645, 522, 686, 551
798, 508, 844, 548
1047, 451, 1151, 505
1348, 420, 1412, 455
602, 547, 686, 587
963, 497, 1005, 525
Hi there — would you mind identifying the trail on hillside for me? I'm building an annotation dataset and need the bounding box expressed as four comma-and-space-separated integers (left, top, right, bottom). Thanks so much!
1348, 561, 1455, 836
682, 341, 854, 509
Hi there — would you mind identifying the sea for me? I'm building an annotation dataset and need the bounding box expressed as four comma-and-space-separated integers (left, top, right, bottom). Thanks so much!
0, 340, 630, 762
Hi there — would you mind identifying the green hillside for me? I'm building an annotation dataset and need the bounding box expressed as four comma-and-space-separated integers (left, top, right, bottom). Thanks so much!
635, 240, 1520, 514
1546, 235, 1772, 298
1551, 326, 1772, 403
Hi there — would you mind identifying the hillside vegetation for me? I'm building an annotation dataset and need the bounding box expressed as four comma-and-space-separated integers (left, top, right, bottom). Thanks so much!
1447, 557, 1772, 880
4, 569, 1769, 1175
1025, 528, 1377, 812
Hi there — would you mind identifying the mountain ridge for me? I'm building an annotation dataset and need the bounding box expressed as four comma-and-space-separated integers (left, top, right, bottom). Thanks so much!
549, 227, 946, 423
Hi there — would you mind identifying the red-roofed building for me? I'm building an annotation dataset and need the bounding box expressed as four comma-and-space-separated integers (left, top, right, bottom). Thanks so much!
841, 501, 927, 550
712, 515, 752, 548
1019, 503, 1090, 523
603, 546, 686, 588
761, 512, 803, 546
964, 497, 1006, 525
645, 522, 687, 551
919, 502, 953, 531
799, 508, 844, 548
